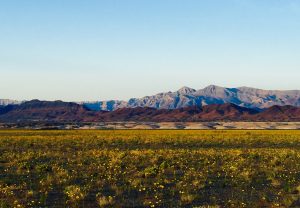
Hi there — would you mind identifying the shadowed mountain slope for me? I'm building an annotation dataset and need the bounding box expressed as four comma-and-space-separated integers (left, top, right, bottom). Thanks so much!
97, 103, 259, 122
251, 105, 300, 121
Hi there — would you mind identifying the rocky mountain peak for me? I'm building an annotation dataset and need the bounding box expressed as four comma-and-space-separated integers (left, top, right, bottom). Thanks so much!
177, 86, 196, 94
203, 84, 223, 91
197, 85, 227, 97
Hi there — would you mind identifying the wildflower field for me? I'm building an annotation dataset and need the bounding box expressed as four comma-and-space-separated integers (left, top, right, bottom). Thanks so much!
1, 130, 300, 207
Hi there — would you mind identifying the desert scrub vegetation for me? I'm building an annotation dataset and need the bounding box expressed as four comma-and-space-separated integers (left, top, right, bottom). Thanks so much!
1, 130, 300, 207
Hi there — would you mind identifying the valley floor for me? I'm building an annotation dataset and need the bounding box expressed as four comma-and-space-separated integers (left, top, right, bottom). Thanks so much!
1, 130, 300, 207
80, 121, 300, 130
2, 121, 300, 130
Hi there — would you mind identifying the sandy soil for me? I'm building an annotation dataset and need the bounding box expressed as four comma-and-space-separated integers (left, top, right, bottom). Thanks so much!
75, 122, 300, 130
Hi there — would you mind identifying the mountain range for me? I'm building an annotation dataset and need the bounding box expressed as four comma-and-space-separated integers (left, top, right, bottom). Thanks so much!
82, 85, 300, 111
0, 100, 300, 123
1, 85, 300, 123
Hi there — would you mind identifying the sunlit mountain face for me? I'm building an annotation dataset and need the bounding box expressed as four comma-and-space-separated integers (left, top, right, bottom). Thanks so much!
82, 85, 300, 111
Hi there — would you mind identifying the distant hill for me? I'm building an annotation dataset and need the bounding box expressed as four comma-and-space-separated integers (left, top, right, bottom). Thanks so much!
0, 100, 300, 123
251, 105, 300, 121
82, 85, 300, 111
0, 100, 98, 123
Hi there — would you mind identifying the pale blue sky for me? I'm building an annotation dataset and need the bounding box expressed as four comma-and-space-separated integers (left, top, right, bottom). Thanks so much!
1, 0, 300, 101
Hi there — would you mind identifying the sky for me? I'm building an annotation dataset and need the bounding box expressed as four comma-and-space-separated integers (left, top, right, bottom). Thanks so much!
1, 0, 300, 101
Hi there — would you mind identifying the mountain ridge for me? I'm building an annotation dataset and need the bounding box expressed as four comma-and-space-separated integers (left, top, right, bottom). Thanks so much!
82, 85, 300, 111
2, 85, 300, 111
1, 100, 300, 123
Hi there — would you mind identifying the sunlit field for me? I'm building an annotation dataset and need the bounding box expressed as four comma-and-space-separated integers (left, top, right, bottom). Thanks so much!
1, 130, 300, 207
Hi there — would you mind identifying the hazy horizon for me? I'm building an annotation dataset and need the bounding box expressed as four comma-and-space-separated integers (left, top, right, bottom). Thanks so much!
1, 0, 300, 101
